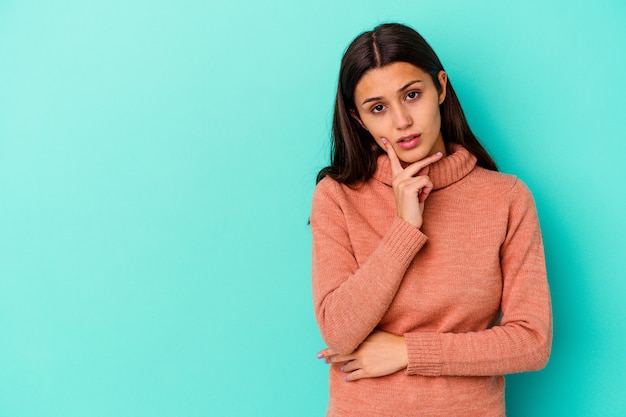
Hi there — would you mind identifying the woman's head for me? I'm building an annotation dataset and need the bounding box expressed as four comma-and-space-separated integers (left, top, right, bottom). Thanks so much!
317, 23, 497, 184
351, 61, 448, 167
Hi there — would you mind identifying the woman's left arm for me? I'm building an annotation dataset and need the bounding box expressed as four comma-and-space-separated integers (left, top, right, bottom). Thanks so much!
322, 179, 552, 380
403, 179, 552, 377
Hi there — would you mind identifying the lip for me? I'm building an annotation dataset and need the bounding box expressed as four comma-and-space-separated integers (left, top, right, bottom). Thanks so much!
396, 134, 421, 150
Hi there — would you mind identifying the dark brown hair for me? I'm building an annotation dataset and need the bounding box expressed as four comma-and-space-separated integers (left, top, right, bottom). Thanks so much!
317, 23, 497, 185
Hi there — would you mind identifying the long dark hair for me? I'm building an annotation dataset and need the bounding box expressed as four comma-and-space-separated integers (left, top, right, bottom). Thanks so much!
316, 23, 497, 185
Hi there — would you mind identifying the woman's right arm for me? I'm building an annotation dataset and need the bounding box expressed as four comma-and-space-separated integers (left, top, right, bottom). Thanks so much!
311, 146, 442, 354
311, 180, 427, 355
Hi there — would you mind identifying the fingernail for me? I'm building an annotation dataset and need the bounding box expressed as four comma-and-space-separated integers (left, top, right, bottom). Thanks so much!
436, 152, 442, 156
340, 366, 345, 372
381, 138, 388, 145
316, 352, 323, 359
324, 358, 329, 364
344, 376, 348, 381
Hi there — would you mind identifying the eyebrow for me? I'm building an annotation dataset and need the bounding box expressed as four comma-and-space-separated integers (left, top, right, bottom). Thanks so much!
361, 80, 424, 106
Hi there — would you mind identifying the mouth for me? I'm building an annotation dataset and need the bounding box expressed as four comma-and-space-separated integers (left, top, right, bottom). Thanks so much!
396, 134, 421, 150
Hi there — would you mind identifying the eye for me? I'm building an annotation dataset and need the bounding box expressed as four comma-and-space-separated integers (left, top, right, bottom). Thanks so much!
406, 91, 420, 100
370, 104, 385, 114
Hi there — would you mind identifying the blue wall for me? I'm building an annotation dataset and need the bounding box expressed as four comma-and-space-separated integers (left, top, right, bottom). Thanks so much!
1, 1, 624, 416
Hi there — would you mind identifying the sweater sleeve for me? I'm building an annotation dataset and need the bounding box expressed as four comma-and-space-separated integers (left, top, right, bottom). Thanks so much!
404, 179, 552, 376
311, 179, 428, 354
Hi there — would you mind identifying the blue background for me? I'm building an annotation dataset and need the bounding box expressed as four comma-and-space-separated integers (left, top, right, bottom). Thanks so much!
1, 1, 625, 416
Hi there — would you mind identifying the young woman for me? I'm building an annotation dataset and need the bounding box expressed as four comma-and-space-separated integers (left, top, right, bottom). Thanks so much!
310, 23, 552, 416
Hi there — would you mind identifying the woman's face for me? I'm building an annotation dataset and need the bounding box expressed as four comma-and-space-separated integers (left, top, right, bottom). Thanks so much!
352, 62, 448, 164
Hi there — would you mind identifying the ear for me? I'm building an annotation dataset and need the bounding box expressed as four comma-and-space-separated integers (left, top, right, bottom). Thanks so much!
350, 108, 368, 131
437, 70, 448, 105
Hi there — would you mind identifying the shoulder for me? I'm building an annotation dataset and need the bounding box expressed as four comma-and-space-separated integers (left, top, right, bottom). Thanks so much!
311, 177, 348, 220
312, 176, 343, 204
311, 176, 383, 224
471, 168, 539, 223
313, 176, 340, 194
460, 168, 537, 217
312, 175, 372, 204
471, 167, 534, 198
471, 167, 516, 187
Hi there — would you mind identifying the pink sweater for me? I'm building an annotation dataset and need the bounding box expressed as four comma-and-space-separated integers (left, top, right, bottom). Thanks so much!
310, 146, 552, 416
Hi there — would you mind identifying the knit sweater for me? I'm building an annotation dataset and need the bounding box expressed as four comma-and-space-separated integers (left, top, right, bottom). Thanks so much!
310, 145, 552, 417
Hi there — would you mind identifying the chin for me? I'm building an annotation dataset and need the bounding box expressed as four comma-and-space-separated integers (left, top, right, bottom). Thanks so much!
399, 151, 428, 164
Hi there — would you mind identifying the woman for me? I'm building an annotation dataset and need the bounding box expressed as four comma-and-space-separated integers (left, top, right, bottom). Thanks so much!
310, 23, 552, 416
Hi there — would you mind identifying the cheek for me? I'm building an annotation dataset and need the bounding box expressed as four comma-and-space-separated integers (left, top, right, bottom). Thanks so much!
432, 107, 442, 126
361, 117, 388, 139
423, 103, 442, 130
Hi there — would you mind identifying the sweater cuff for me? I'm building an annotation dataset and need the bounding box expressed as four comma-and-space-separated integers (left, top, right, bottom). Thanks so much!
404, 332, 443, 376
381, 216, 428, 266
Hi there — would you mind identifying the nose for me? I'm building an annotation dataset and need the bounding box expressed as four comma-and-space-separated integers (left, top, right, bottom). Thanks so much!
392, 105, 412, 130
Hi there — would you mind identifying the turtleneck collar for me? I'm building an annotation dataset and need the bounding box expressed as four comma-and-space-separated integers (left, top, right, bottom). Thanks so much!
372, 144, 478, 190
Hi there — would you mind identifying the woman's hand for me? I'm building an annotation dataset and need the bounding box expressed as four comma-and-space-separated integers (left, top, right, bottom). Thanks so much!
382, 138, 442, 229
317, 330, 408, 382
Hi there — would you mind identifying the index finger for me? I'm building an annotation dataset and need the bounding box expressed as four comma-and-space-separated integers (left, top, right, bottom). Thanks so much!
403, 151, 443, 177
317, 347, 337, 360
383, 138, 443, 178
382, 138, 403, 177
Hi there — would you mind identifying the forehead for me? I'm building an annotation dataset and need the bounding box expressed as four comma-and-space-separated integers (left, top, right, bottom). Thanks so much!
354, 62, 431, 98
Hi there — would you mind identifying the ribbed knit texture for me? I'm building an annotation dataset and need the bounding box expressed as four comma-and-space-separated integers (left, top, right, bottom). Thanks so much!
310, 146, 552, 417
